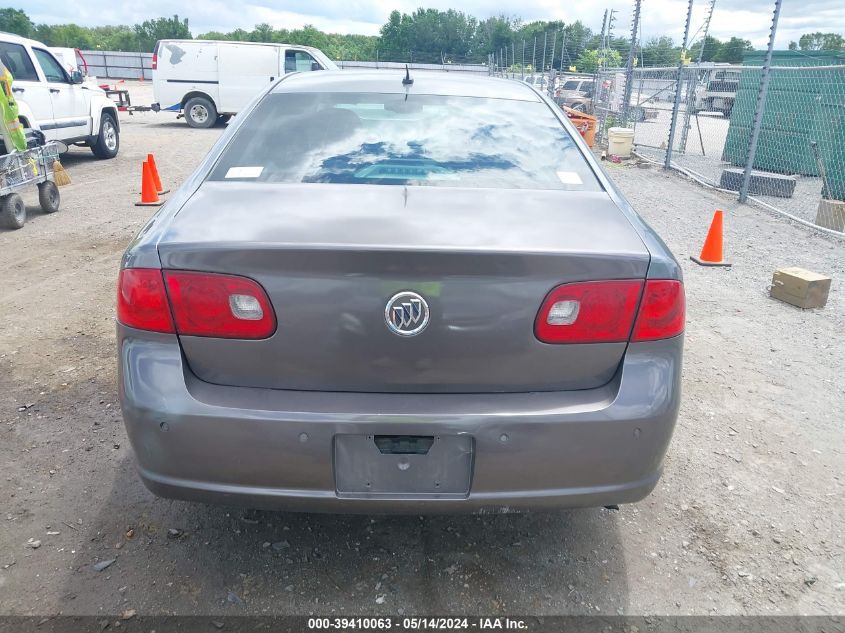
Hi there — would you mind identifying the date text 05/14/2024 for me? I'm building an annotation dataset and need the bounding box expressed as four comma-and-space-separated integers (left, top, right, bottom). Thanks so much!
307, 617, 529, 630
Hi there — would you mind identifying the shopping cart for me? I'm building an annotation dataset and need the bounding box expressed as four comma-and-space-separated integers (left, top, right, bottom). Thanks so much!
0, 141, 65, 230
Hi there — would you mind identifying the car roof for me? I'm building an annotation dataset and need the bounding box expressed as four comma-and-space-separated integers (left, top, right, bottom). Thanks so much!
271, 71, 542, 101
0, 31, 44, 48
158, 39, 323, 53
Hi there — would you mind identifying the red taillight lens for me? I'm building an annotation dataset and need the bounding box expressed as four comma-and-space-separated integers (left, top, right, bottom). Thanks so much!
151, 53, 157, 70
117, 269, 175, 333
631, 279, 685, 342
535, 280, 643, 343
163, 271, 276, 339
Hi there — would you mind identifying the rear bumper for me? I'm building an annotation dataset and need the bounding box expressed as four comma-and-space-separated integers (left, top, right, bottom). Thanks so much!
118, 326, 682, 513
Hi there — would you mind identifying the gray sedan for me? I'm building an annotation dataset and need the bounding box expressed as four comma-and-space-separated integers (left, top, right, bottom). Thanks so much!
117, 71, 684, 513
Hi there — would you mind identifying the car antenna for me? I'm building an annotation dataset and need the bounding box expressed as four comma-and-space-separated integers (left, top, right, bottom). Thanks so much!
402, 64, 414, 86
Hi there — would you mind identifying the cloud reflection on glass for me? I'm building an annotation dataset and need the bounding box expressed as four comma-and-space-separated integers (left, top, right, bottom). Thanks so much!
210, 92, 601, 191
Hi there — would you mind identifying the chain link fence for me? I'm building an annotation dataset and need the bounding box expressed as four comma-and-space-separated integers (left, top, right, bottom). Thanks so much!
593, 60, 845, 237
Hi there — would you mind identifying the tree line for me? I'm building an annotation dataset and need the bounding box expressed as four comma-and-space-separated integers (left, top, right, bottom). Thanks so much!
2, 7, 841, 71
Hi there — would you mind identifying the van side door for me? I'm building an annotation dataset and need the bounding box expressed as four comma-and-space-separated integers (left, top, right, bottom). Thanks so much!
31, 46, 90, 141
0, 40, 54, 132
217, 44, 279, 114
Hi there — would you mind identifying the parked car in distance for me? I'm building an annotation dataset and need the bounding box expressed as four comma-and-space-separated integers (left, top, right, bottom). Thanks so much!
0, 32, 120, 158
118, 71, 684, 514
555, 76, 594, 111
151, 39, 339, 128
523, 74, 549, 92
694, 68, 740, 116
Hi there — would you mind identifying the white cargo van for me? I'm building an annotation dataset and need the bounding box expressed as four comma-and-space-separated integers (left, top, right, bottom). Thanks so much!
151, 40, 338, 127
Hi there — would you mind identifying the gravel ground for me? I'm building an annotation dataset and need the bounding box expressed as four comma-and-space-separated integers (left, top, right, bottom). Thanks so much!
1, 82, 843, 618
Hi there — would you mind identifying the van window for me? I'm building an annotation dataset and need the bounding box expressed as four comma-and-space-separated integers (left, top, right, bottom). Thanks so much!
285, 50, 320, 73
33, 48, 68, 83
0, 42, 38, 82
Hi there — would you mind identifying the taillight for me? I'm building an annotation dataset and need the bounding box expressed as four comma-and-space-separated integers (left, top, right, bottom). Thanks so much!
631, 280, 685, 342
163, 271, 276, 339
151, 53, 157, 70
534, 279, 685, 344
535, 280, 643, 343
117, 269, 175, 333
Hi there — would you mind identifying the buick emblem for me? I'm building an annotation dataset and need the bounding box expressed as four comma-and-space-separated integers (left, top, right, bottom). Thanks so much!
385, 291, 429, 336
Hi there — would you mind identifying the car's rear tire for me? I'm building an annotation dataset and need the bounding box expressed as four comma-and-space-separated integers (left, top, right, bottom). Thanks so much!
38, 181, 60, 213
0, 193, 26, 229
185, 96, 217, 129
90, 112, 119, 159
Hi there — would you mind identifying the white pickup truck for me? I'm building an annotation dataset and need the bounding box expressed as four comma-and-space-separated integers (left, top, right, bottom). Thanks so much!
0, 32, 120, 158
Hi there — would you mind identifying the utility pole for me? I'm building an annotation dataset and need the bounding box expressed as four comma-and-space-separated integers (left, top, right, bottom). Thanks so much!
621, 0, 642, 125
593, 10, 608, 103
697, 0, 717, 65
605, 9, 617, 67
522, 40, 525, 80
664, 0, 695, 169
680, 0, 717, 151
739, 0, 782, 202
599, 9, 608, 59
541, 31, 548, 75
548, 31, 557, 93
560, 30, 567, 71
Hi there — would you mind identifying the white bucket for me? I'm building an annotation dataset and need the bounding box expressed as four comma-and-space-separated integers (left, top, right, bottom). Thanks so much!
607, 127, 635, 158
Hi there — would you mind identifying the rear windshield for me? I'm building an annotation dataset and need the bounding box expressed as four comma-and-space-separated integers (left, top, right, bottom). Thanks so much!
208, 92, 601, 191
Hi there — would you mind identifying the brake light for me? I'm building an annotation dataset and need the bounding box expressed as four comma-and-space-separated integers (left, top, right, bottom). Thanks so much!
535, 280, 643, 343
534, 279, 685, 344
151, 53, 157, 70
631, 280, 685, 341
163, 271, 276, 339
117, 269, 175, 333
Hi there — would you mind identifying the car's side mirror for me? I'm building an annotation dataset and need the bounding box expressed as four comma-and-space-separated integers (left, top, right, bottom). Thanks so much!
311, 61, 322, 71
70, 70, 84, 84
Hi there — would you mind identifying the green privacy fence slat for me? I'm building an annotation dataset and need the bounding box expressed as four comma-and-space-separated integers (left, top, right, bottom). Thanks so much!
723, 51, 845, 201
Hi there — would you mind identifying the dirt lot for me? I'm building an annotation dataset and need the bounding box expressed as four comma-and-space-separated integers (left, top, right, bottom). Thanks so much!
1, 82, 843, 618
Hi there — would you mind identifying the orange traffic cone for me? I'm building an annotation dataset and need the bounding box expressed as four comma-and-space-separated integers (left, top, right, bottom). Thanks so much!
691, 209, 731, 267
146, 153, 169, 194
135, 161, 163, 207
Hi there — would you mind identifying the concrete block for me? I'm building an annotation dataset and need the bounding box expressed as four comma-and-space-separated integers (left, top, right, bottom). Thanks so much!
720, 167, 797, 198
815, 199, 845, 233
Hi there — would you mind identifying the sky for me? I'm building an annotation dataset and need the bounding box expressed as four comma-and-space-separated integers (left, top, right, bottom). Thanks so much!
22, 0, 845, 49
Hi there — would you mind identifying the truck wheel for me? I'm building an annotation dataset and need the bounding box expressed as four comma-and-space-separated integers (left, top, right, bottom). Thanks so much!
185, 96, 217, 129
0, 193, 26, 230
91, 113, 119, 159
38, 181, 61, 213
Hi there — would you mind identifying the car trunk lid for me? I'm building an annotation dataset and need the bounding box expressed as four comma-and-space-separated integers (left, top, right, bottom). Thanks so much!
157, 183, 649, 393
